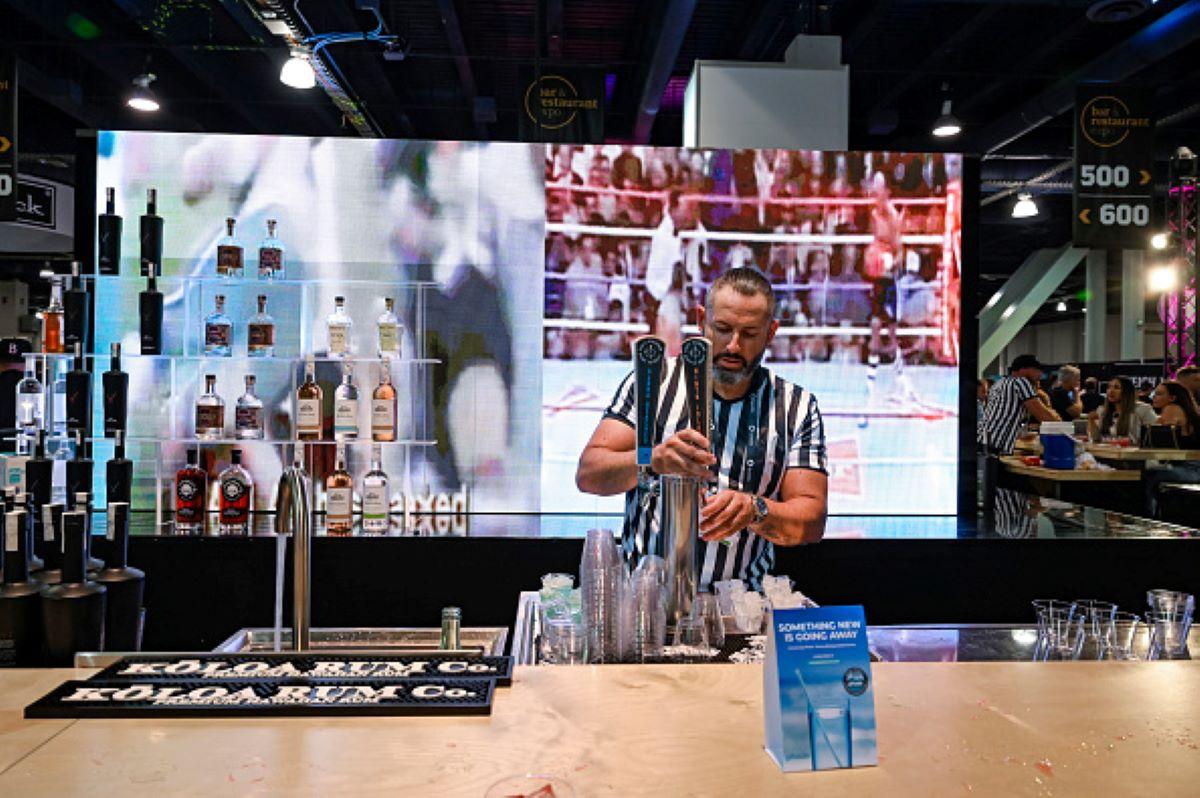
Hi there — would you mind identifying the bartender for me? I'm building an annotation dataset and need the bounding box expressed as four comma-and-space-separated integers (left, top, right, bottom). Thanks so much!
576, 267, 828, 590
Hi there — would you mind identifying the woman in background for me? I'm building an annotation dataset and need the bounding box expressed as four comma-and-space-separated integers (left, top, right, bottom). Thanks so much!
1151, 381, 1200, 448
1088, 376, 1158, 443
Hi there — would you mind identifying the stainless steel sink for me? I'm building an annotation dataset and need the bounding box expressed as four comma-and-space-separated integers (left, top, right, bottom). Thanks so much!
213, 626, 509, 656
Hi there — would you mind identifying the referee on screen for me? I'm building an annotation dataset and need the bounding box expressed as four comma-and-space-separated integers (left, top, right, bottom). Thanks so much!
576, 268, 829, 590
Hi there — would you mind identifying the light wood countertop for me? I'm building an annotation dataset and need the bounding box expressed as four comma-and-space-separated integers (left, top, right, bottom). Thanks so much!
3, 662, 1200, 796
1000, 457, 1142, 482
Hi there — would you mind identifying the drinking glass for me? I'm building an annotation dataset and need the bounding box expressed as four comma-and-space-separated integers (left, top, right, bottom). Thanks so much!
1147, 590, 1195, 616
694, 593, 726, 652
1106, 612, 1144, 660
674, 617, 709, 662
1032, 600, 1083, 660
549, 619, 587, 665
1147, 607, 1193, 660
1073, 599, 1117, 657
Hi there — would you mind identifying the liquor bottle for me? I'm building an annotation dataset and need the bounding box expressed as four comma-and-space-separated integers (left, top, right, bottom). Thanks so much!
39, 510, 106, 666
361, 444, 390, 534
377, 297, 402, 359
195, 374, 225, 440
63, 261, 90, 352
325, 443, 353, 534
139, 267, 163, 355
204, 294, 233, 357
94, 502, 145, 652
371, 363, 397, 442
174, 449, 207, 535
139, 188, 163, 277
37, 502, 65, 585
65, 433, 93, 511
75, 491, 104, 573
257, 219, 284, 279
15, 368, 44, 437
102, 342, 128, 437
296, 356, 323, 441
218, 450, 253, 535
246, 294, 275, 357
326, 295, 353, 357
97, 187, 122, 275
43, 275, 65, 354
21, 492, 44, 574
65, 343, 92, 433
333, 359, 359, 441
106, 431, 133, 505
216, 217, 244, 278
235, 375, 264, 440
1, 509, 42, 666
25, 431, 54, 559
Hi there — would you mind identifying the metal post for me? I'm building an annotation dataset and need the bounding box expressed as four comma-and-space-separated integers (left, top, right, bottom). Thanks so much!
1121, 249, 1145, 360
1084, 249, 1107, 363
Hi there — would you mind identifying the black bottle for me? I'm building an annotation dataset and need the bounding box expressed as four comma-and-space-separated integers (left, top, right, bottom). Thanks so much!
24, 431, 54, 547
75, 492, 104, 573
98, 187, 123, 275
63, 261, 90, 352
65, 342, 93, 433
103, 342, 128, 437
139, 187, 163, 277
94, 502, 144, 652
139, 268, 163, 355
66, 432, 93, 510
106, 431, 133, 505
36, 503, 65, 586
1, 509, 42, 666
40, 510, 106, 666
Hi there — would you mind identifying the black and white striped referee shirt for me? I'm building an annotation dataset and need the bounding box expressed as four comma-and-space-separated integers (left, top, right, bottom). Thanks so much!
978, 375, 1036, 455
604, 358, 828, 590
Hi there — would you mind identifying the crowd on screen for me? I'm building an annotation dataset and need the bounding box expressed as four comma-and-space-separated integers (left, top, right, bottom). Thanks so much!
543, 145, 959, 364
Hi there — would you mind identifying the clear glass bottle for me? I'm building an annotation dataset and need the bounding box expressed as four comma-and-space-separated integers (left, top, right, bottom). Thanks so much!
258, 219, 284, 279
195, 374, 225, 440
361, 444, 390, 534
325, 443, 354, 535
15, 368, 44, 437
204, 294, 233, 357
333, 360, 359, 441
247, 294, 275, 357
371, 362, 397, 442
376, 297, 402, 359
43, 276, 65, 354
218, 449, 253, 535
326, 295, 353, 357
296, 355, 323, 441
236, 374, 265, 440
216, 217, 244, 277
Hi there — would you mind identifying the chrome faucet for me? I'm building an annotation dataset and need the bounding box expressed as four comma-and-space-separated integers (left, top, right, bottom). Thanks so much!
275, 454, 311, 651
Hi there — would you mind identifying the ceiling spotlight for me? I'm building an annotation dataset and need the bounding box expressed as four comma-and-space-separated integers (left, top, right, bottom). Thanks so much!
931, 83, 962, 138
280, 52, 316, 90
126, 73, 160, 112
1056, 300, 1067, 312
1011, 193, 1039, 219
1148, 263, 1178, 294
1150, 231, 1170, 250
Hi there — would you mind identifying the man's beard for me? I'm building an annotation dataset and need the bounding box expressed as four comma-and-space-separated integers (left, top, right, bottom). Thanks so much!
712, 351, 764, 386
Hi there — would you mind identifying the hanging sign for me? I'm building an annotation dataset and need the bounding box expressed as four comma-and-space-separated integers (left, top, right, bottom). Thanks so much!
763, 605, 878, 772
1073, 84, 1155, 248
518, 66, 604, 143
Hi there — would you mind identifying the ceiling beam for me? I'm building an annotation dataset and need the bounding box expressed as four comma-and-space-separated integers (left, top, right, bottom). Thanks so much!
545, 0, 564, 59
15, 58, 102, 128
841, 0, 891, 60
734, 0, 792, 60
434, 0, 487, 139
632, 0, 697, 143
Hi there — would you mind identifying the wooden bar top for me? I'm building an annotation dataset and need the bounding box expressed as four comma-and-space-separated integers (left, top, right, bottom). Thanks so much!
3, 662, 1200, 795
1000, 457, 1142, 482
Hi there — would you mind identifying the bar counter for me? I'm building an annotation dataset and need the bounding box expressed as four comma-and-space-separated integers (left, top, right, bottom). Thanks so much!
3, 662, 1199, 795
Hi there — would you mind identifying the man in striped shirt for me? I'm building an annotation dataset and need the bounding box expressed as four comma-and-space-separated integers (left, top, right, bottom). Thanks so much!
978, 354, 1060, 456
576, 268, 828, 589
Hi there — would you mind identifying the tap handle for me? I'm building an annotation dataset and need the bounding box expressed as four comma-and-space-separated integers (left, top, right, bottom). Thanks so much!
681, 337, 713, 442
633, 335, 666, 468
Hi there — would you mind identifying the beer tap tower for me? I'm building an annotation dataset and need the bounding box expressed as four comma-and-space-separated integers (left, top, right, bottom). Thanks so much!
634, 336, 714, 627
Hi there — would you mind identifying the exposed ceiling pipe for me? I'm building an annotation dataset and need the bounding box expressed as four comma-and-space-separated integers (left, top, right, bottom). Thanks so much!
434, 0, 487, 138
970, 0, 1200, 155
633, 0, 697, 143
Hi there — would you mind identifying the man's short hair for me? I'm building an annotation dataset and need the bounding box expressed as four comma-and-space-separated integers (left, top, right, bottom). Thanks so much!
1058, 365, 1080, 383
1176, 366, 1200, 380
705, 267, 777, 319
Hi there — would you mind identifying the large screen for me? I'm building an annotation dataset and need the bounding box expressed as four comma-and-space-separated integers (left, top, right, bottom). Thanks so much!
95, 133, 960, 517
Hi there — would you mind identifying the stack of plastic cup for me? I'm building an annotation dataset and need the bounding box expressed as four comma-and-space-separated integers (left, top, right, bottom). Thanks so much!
581, 529, 624, 663
1146, 589, 1194, 659
631, 556, 667, 662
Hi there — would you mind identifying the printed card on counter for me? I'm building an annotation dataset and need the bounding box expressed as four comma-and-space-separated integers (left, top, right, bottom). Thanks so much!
763, 605, 878, 772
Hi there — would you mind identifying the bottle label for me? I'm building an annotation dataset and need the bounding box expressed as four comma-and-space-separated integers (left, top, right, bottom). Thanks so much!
248, 323, 275, 349
363, 485, 389, 520
220, 476, 251, 523
4, 521, 16, 552
259, 248, 282, 276
175, 474, 206, 522
378, 323, 400, 355
297, 398, 322, 434
205, 323, 231, 348
236, 406, 263, 433
217, 246, 243, 275
328, 326, 348, 354
371, 400, 395, 433
195, 405, 225, 435
327, 486, 353, 522
334, 399, 359, 436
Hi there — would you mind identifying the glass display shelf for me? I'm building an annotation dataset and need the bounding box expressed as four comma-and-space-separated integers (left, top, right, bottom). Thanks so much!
84, 260, 438, 288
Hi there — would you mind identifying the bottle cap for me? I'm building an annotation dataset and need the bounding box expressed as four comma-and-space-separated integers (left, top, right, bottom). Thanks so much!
231, 449, 243, 465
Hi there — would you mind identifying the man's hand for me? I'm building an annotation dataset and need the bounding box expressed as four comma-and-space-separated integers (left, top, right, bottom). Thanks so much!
700, 490, 756, 542
651, 429, 716, 479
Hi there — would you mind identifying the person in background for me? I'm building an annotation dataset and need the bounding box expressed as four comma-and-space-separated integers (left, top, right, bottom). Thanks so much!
1151, 381, 1200, 448
1136, 383, 1154, 405
1049, 365, 1084, 421
979, 355, 1060, 456
1175, 366, 1200, 406
1080, 376, 1105, 414
1088, 376, 1158, 443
